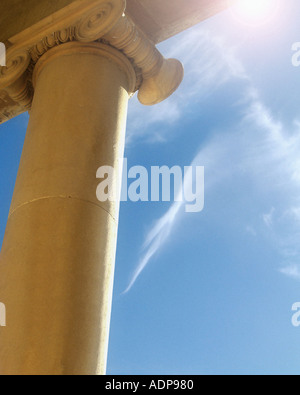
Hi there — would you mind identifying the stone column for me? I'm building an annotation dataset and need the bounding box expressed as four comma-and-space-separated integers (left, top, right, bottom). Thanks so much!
0, 0, 184, 375
0, 41, 135, 375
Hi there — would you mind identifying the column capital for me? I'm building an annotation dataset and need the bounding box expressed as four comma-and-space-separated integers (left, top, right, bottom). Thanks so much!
0, 0, 184, 124
32, 42, 137, 96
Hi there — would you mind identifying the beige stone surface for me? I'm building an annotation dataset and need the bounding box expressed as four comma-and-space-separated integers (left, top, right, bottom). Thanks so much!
0, 42, 135, 375
0, 0, 77, 45
127, 0, 234, 43
1, 0, 232, 45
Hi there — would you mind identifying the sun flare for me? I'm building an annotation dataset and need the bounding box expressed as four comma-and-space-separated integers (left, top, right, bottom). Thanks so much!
231, 0, 280, 26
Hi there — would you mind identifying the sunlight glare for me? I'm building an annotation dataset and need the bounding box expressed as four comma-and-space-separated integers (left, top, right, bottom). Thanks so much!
230, 0, 280, 27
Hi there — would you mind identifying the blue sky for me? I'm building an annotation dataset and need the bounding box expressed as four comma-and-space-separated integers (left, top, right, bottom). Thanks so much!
1, 0, 300, 375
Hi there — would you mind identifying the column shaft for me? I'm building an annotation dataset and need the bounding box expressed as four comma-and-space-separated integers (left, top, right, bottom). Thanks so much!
0, 42, 135, 375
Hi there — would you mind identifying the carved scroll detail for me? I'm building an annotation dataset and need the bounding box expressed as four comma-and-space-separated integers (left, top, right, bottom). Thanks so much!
0, 50, 33, 112
105, 15, 184, 105
0, 50, 30, 87
75, 2, 119, 42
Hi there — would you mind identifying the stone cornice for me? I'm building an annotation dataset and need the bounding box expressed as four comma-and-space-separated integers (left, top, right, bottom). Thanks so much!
0, 0, 184, 124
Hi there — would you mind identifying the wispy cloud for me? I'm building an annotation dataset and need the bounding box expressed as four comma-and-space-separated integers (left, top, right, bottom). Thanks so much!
279, 264, 300, 280
123, 152, 204, 294
123, 201, 182, 294
263, 208, 275, 228
124, 17, 300, 292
